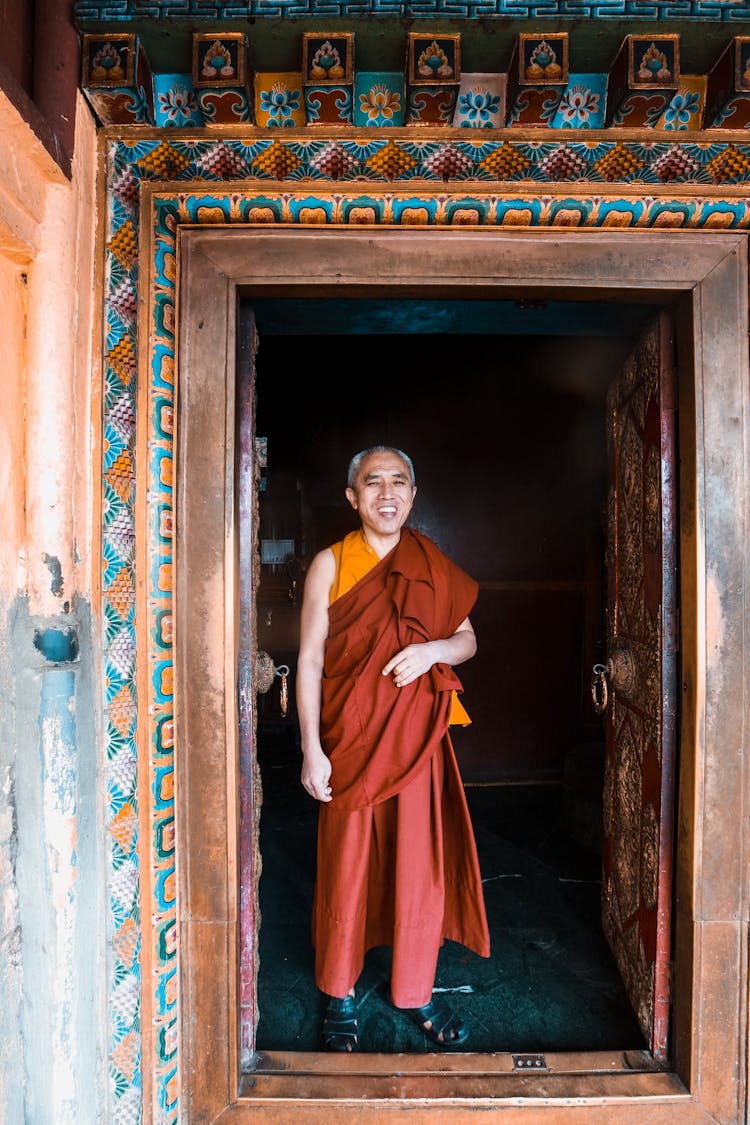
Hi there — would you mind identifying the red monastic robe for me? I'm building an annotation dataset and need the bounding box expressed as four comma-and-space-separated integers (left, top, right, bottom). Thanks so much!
312, 528, 490, 1007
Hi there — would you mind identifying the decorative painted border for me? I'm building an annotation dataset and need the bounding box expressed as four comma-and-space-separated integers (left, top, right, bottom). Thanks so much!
109, 132, 750, 185
76, 0, 750, 22
101, 129, 750, 1125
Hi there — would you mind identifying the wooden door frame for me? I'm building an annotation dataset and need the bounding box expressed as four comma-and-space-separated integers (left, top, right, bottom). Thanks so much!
173, 227, 749, 1123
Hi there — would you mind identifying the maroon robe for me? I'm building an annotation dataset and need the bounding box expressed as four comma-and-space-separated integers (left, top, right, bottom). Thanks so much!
312, 528, 490, 1007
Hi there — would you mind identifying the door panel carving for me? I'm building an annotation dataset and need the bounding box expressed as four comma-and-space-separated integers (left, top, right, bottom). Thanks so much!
601, 311, 677, 1061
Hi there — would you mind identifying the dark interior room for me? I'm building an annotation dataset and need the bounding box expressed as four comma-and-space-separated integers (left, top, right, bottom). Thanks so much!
248, 298, 656, 1054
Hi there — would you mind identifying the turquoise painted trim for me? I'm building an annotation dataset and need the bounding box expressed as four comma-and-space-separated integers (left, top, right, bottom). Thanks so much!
76, 0, 750, 21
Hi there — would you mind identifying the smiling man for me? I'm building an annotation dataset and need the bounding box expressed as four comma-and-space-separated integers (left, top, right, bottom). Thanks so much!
296, 446, 490, 1052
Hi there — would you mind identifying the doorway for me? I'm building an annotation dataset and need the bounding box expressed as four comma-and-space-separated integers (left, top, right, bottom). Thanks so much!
173, 226, 749, 1120
249, 302, 661, 1054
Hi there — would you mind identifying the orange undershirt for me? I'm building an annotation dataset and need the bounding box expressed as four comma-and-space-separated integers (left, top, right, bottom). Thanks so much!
329, 529, 471, 726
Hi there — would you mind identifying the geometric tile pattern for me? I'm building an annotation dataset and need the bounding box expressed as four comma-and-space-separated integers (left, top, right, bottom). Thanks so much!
104, 166, 142, 1125
76, 0, 750, 19
109, 135, 750, 187
103, 127, 750, 1124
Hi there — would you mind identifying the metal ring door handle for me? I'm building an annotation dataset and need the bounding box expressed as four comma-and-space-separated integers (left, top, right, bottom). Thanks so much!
591, 663, 609, 714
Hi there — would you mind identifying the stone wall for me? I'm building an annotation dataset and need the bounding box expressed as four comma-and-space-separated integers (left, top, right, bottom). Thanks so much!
0, 88, 105, 1124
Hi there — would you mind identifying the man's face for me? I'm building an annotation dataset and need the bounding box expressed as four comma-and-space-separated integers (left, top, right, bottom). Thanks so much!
346, 451, 416, 538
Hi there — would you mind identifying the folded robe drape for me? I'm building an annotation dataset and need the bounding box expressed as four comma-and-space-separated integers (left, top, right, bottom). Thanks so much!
312, 528, 490, 1007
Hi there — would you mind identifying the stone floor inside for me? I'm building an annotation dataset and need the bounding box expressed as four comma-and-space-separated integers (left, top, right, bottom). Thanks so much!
255, 729, 644, 1055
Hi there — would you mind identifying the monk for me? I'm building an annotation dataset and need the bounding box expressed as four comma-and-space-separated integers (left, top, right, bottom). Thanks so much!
296, 446, 490, 1052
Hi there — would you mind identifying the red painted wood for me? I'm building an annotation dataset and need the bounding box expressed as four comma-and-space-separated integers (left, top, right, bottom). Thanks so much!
0, 1, 33, 93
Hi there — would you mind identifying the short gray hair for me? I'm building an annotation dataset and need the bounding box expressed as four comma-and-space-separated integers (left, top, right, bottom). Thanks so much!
347, 446, 416, 490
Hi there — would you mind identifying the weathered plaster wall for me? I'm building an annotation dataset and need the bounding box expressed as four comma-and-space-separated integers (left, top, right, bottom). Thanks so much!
0, 261, 26, 601
0, 88, 104, 1124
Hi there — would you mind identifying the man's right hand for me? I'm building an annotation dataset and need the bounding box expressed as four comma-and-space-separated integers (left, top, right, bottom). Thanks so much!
301, 747, 333, 803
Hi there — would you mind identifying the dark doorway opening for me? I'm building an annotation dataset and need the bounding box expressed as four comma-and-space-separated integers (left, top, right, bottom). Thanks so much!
249, 300, 660, 1055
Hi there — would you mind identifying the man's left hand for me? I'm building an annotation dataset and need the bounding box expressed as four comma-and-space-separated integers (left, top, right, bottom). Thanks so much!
382, 643, 436, 688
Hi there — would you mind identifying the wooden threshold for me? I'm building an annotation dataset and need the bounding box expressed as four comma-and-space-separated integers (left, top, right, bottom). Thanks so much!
241, 1071, 688, 1098
238, 1051, 690, 1104
249, 1049, 661, 1076
230, 1056, 699, 1124
231, 1057, 696, 1123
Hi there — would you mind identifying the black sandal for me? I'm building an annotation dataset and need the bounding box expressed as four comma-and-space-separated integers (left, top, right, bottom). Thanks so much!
321, 993, 359, 1052
403, 997, 468, 1047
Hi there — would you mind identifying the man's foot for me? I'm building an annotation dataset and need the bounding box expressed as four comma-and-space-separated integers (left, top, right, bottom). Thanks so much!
321, 993, 358, 1051
402, 997, 468, 1048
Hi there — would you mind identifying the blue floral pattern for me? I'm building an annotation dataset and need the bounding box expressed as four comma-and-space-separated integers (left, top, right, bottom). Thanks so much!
663, 90, 702, 130
260, 83, 302, 126
456, 88, 502, 127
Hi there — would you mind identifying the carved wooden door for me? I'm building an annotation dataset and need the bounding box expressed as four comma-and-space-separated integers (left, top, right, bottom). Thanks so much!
599, 311, 677, 1061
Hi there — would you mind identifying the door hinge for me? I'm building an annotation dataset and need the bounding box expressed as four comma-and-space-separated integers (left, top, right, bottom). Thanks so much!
238, 654, 252, 722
